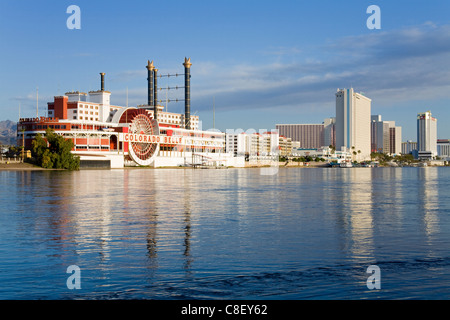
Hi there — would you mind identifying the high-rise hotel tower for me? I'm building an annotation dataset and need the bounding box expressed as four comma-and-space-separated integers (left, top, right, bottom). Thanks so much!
417, 111, 437, 159
335, 88, 371, 161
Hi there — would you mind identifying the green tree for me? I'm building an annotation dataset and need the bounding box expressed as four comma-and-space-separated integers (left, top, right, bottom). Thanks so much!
32, 132, 47, 161
6, 145, 20, 158
32, 128, 79, 170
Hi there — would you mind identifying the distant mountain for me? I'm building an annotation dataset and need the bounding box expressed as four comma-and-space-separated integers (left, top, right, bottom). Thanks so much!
0, 120, 17, 145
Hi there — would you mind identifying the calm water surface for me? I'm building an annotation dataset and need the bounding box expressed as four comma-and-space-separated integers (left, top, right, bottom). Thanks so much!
0, 167, 449, 299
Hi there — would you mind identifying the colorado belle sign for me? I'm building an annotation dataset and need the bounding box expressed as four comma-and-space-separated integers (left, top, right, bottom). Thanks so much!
119, 133, 183, 145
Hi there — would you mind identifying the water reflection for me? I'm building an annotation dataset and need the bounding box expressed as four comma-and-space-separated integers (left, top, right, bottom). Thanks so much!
146, 210, 158, 263
141, 170, 158, 271
1, 167, 449, 299
347, 169, 374, 262
15, 171, 80, 258
417, 168, 440, 254
70, 171, 122, 265
331, 169, 375, 262
182, 170, 193, 273
372, 168, 404, 228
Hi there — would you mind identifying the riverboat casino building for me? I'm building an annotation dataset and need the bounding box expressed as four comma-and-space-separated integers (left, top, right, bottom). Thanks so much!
17, 59, 243, 168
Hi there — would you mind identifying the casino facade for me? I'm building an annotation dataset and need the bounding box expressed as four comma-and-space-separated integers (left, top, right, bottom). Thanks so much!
17, 59, 243, 168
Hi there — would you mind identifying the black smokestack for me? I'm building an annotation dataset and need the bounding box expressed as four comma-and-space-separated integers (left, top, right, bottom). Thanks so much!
100, 73, 105, 91
146, 60, 154, 107
153, 68, 158, 121
183, 57, 192, 130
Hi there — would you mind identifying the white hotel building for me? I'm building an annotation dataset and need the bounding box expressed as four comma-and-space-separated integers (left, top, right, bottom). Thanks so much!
225, 131, 293, 158
437, 139, 450, 158
335, 88, 371, 161
417, 111, 437, 160
371, 115, 402, 155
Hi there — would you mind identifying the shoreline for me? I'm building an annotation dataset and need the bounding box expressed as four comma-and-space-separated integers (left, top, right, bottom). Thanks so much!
1, 162, 447, 171
0, 162, 52, 171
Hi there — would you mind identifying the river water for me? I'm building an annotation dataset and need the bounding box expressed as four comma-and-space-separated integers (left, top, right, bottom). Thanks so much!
0, 167, 449, 299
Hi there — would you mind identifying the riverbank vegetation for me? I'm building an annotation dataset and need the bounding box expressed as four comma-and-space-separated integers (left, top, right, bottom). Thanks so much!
31, 128, 80, 170
280, 156, 326, 163
370, 152, 417, 166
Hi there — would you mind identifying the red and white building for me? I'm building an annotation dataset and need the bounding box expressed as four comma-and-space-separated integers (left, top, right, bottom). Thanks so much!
17, 60, 244, 168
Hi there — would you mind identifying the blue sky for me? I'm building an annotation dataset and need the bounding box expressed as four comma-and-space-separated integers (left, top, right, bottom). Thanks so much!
1, 0, 450, 140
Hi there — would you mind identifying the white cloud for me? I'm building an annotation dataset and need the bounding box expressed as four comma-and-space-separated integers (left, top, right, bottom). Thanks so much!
189, 23, 450, 113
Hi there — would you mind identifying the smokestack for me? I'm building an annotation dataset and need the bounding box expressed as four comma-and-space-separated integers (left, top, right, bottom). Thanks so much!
183, 57, 192, 130
153, 68, 158, 121
100, 73, 105, 91
146, 60, 154, 107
